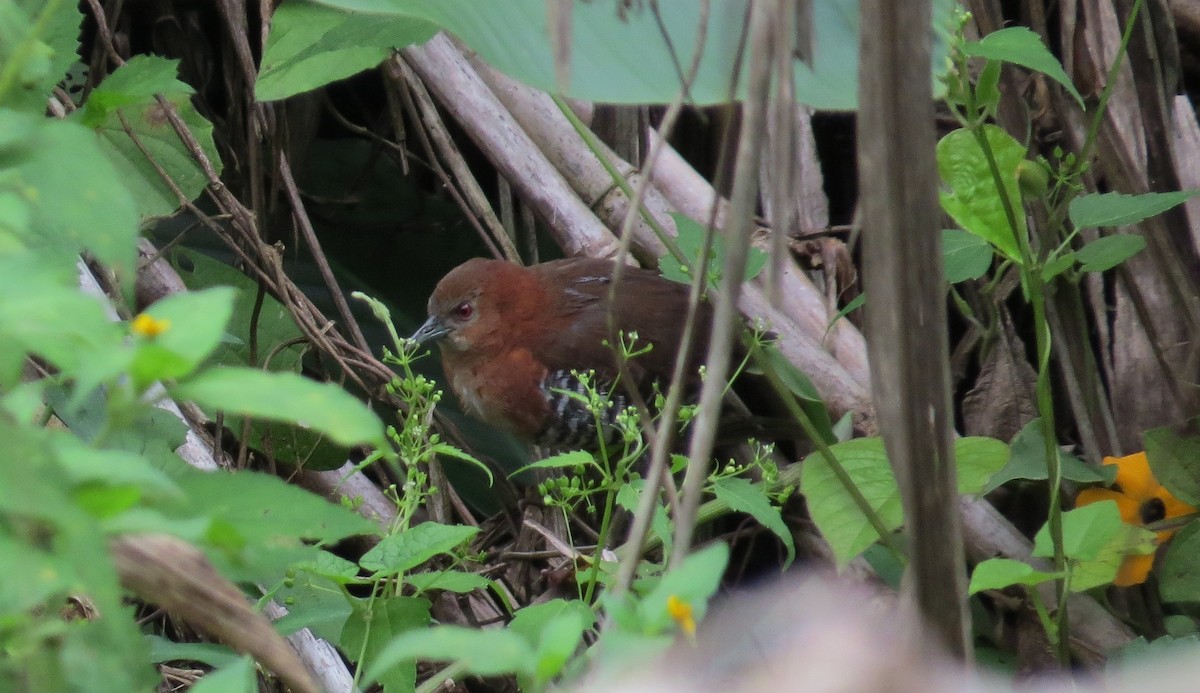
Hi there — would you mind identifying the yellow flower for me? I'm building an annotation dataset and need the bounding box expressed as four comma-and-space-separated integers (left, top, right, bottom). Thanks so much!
131, 313, 171, 339
1074, 451, 1196, 586
666, 594, 696, 637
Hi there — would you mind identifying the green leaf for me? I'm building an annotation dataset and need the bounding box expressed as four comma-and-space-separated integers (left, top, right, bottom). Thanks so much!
941, 229, 992, 283
146, 637, 242, 669
1145, 421, 1200, 506
366, 626, 534, 684
1035, 502, 1120, 560
636, 542, 728, 634
982, 418, 1111, 493
172, 367, 386, 449
955, 436, 1010, 496
801, 437, 901, 565
187, 657, 256, 693
508, 599, 596, 649
0, 4, 83, 112
1161, 523, 1200, 604
405, 570, 492, 594
938, 125, 1028, 263
659, 212, 768, 287
313, 0, 953, 109
713, 477, 795, 566
130, 287, 236, 386
963, 27, 1084, 107
1069, 190, 1198, 229
257, 3, 437, 101
343, 596, 431, 691
804, 436, 1017, 564
968, 557, 1061, 594
510, 449, 595, 477
359, 522, 479, 576
0, 111, 138, 276
1041, 252, 1076, 282
1073, 234, 1146, 273
74, 56, 221, 220
508, 599, 594, 685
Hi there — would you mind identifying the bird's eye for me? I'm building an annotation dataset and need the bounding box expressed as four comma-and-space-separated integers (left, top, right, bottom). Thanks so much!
454, 302, 474, 320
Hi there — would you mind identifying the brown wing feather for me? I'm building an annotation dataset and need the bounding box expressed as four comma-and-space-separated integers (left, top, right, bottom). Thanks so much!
530, 258, 711, 386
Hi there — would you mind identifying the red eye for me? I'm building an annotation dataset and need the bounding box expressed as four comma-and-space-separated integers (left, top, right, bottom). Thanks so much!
455, 302, 473, 320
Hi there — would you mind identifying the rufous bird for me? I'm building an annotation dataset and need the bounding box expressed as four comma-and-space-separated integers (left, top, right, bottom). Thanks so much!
410, 257, 712, 449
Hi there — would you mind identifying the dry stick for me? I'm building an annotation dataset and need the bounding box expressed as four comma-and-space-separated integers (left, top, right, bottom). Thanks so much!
402, 33, 621, 259
858, 0, 968, 658
765, 0, 799, 305
611, 0, 712, 596
277, 152, 372, 355
387, 56, 520, 263
671, 0, 774, 567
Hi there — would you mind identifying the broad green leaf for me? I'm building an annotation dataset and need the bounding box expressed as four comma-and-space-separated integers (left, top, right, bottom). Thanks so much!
80, 55, 193, 125
366, 626, 534, 684
938, 125, 1028, 263
0, 535, 67, 611
636, 542, 728, 634
968, 557, 1061, 594
508, 599, 596, 649
187, 657, 255, 693
314, 0, 950, 109
1145, 421, 1200, 507
360, 522, 478, 575
0, 3, 83, 112
982, 418, 1111, 493
146, 637, 242, 669
74, 56, 220, 219
343, 596, 431, 691
531, 607, 588, 685
659, 212, 769, 287
941, 229, 992, 283
0, 111, 138, 276
1069, 190, 1198, 229
130, 287, 236, 386
172, 367, 386, 449
805, 436, 1017, 564
1160, 523, 1200, 604
963, 27, 1083, 106
1111, 634, 1200, 667
713, 476, 795, 566
257, 2, 438, 101
801, 437, 902, 565
1034, 502, 1121, 561
1073, 234, 1146, 273
955, 436, 1010, 495
271, 571, 354, 641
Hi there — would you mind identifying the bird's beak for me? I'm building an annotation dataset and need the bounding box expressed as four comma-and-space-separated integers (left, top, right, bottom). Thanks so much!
409, 315, 450, 345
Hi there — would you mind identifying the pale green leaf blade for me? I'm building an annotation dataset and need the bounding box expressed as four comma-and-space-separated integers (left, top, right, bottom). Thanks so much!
1069, 191, 1198, 229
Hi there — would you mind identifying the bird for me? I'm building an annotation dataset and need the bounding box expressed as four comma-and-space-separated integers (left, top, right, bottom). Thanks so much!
409, 257, 712, 450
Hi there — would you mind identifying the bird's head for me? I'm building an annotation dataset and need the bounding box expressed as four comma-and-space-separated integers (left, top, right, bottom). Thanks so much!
410, 258, 539, 354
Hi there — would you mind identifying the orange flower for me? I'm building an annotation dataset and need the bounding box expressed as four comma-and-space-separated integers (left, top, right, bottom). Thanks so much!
1075, 452, 1196, 586
666, 594, 696, 637
131, 313, 171, 339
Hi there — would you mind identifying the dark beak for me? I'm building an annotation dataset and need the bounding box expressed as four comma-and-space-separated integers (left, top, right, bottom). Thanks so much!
409, 315, 450, 345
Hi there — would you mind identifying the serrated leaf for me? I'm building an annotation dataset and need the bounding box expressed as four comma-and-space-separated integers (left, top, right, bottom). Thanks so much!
172, 367, 386, 449
964, 27, 1083, 106
713, 477, 795, 566
1074, 234, 1146, 273
1069, 191, 1198, 229
343, 596, 431, 691
360, 522, 478, 575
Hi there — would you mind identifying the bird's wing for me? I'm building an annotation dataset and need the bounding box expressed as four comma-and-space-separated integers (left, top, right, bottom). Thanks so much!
531, 259, 710, 385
